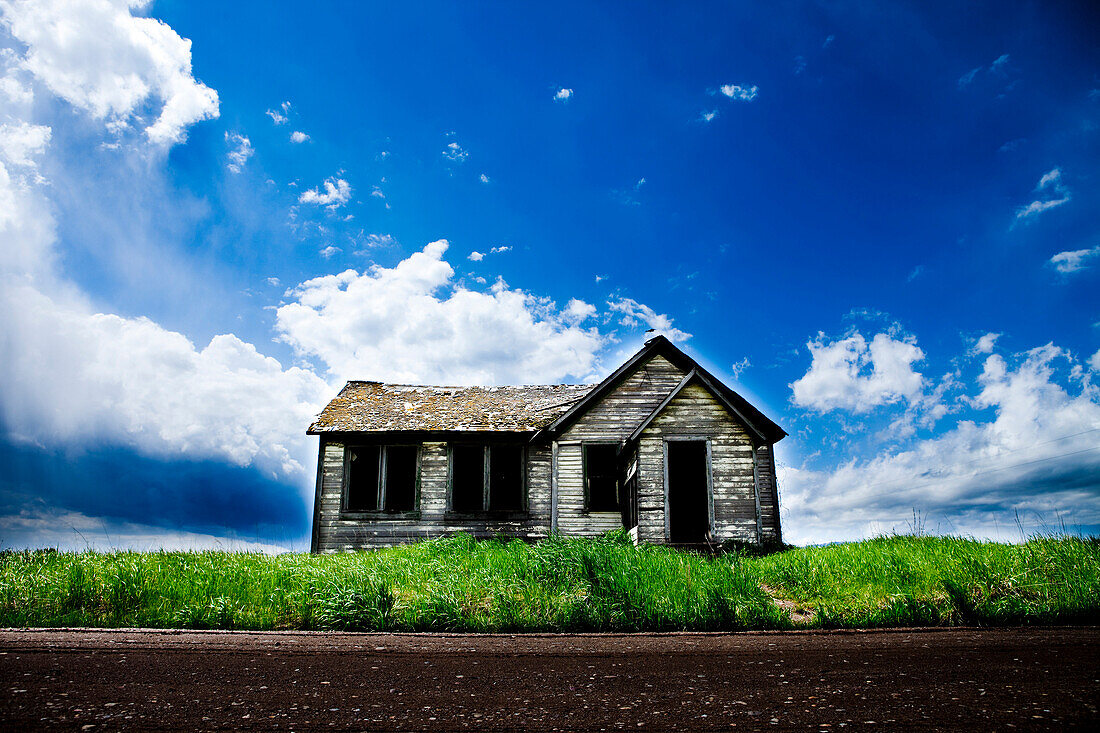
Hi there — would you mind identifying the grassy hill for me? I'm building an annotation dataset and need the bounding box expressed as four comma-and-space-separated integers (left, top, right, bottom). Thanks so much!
2, 533, 1097, 632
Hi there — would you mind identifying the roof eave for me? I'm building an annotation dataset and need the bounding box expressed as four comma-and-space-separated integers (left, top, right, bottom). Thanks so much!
304, 427, 545, 438
543, 336, 671, 436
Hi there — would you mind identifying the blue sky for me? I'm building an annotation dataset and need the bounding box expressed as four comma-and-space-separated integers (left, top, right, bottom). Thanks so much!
1, 0, 1098, 549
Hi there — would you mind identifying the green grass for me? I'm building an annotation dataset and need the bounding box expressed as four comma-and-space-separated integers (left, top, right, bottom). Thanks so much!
1, 532, 1097, 632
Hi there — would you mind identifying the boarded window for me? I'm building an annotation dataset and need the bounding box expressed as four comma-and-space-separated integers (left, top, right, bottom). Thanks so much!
451, 445, 485, 512
584, 443, 619, 512
450, 444, 525, 512
489, 445, 524, 511
345, 446, 380, 511
344, 445, 418, 513
384, 445, 418, 511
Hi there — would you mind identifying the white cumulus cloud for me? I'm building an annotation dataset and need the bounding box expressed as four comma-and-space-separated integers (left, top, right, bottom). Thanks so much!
554, 87, 573, 101
781, 342, 1100, 544
299, 176, 351, 209
719, 83, 758, 101
0, 7, 330, 480
289, 130, 309, 143
0, 285, 329, 475
971, 332, 1001, 355
790, 331, 926, 413
0, 121, 50, 168
274, 240, 608, 385
0, 0, 220, 146
563, 298, 596, 324
606, 298, 691, 343
0, 144, 329, 479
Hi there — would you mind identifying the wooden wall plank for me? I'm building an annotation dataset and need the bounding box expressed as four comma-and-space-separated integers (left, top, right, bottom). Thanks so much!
313, 439, 554, 552
637, 382, 771, 544
554, 355, 686, 538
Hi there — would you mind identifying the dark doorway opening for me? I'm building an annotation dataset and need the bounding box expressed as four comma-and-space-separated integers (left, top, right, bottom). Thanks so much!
667, 440, 710, 543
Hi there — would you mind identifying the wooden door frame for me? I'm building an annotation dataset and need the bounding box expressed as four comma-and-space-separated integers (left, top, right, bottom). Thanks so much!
662, 436, 715, 542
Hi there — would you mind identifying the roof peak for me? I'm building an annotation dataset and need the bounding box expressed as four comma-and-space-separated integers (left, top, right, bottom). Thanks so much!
539, 335, 786, 443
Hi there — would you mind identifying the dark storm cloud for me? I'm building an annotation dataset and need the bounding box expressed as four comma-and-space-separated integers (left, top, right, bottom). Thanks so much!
0, 439, 309, 546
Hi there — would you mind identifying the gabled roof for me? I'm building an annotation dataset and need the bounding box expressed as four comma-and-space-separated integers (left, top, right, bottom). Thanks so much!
307, 382, 595, 434
307, 336, 786, 444
542, 335, 787, 444
626, 368, 766, 444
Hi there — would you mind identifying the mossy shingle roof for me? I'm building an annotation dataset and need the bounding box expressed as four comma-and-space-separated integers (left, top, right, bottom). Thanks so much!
308, 381, 596, 434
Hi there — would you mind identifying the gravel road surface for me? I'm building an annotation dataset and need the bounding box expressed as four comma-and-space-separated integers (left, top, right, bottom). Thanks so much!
2, 627, 1097, 730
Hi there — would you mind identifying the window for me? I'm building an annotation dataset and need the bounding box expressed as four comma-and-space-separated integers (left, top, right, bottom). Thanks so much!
584, 443, 619, 512
449, 444, 525, 512
489, 445, 524, 511
451, 445, 484, 513
344, 445, 418, 513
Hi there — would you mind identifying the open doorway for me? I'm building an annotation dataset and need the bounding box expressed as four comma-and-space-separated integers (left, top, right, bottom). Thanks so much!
666, 440, 711, 543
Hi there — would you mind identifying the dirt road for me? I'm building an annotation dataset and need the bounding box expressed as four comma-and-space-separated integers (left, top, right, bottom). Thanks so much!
2, 627, 1097, 730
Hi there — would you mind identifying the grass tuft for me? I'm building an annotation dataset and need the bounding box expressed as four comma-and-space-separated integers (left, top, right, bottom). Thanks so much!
0, 533, 1096, 632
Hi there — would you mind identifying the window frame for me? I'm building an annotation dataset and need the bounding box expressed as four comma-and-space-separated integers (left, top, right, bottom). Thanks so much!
582, 441, 621, 514
446, 442, 528, 516
341, 443, 421, 518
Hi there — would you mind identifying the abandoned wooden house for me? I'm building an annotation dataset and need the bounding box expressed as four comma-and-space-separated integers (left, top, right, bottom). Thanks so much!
308, 335, 786, 552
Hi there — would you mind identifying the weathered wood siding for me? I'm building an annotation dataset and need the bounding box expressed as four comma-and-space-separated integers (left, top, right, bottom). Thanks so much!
312, 439, 553, 552
754, 443, 782, 542
552, 441, 622, 536
636, 382, 765, 544
555, 354, 686, 537
562, 355, 686, 442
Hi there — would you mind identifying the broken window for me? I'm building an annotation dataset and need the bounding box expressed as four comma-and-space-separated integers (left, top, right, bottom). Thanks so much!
451, 445, 485, 513
344, 445, 418, 513
489, 445, 524, 511
449, 444, 525, 512
384, 445, 418, 511
584, 443, 619, 512
346, 446, 380, 511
